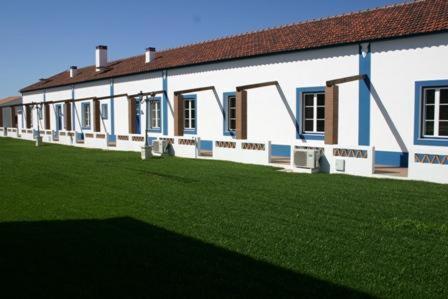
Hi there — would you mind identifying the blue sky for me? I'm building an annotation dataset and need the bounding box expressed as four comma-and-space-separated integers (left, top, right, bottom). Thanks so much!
0, 0, 403, 98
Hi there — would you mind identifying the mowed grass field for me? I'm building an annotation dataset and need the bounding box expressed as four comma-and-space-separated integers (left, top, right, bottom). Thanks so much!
0, 137, 447, 298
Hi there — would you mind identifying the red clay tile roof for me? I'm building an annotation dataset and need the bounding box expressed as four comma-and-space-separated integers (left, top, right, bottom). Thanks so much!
0, 96, 22, 106
20, 0, 448, 93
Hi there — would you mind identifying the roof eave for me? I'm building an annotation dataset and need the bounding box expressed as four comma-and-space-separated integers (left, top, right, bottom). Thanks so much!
19, 29, 448, 94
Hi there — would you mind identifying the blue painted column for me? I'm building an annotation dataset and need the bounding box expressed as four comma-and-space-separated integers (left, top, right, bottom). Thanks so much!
162, 70, 168, 135
108, 79, 116, 142
71, 85, 75, 131
358, 43, 371, 146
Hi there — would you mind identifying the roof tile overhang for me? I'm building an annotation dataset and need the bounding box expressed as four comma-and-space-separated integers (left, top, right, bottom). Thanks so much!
20, 0, 448, 93
0, 96, 22, 106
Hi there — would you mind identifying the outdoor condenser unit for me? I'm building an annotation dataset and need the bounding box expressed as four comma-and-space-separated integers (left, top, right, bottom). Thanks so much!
294, 149, 320, 169
152, 140, 167, 155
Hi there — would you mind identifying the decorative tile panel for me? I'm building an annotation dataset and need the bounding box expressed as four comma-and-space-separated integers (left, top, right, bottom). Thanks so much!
118, 135, 129, 141
333, 148, 368, 159
242, 142, 265, 151
178, 138, 196, 146
85, 133, 94, 138
415, 154, 448, 165
96, 134, 105, 139
215, 141, 236, 149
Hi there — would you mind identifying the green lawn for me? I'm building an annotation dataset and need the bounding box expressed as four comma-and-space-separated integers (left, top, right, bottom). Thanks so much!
0, 137, 447, 298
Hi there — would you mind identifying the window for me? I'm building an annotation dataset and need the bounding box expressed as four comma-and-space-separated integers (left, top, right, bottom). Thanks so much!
101, 103, 108, 120
184, 96, 196, 134
422, 88, 448, 138
303, 92, 325, 133
81, 103, 91, 129
223, 92, 236, 136
227, 96, 236, 131
149, 98, 161, 130
55, 105, 62, 131
38, 107, 43, 120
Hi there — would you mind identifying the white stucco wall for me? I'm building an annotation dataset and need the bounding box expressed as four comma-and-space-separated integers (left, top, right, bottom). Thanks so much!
13, 32, 448, 183
371, 32, 448, 154
166, 45, 359, 148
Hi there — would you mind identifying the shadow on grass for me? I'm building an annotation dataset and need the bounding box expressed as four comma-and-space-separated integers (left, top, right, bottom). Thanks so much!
0, 217, 371, 298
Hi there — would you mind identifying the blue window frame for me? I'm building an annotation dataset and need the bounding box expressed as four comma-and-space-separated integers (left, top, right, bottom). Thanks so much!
55, 104, 62, 131
38, 107, 43, 120
148, 97, 162, 133
414, 80, 448, 146
101, 103, 108, 120
223, 92, 236, 136
296, 87, 325, 140
183, 94, 197, 135
135, 99, 141, 134
81, 102, 91, 130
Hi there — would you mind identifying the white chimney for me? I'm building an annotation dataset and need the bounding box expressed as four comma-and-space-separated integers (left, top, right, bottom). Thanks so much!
96, 45, 108, 71
69, 66, 78, 78
145, 47, 156, 63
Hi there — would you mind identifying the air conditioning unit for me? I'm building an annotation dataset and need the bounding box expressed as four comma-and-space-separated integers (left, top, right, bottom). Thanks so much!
152, 140, 167, 155
294, 149, 320, 169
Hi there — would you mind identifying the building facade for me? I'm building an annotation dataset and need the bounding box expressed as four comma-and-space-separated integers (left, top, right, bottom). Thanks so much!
0, 96, 21, 134
1, 0, 448, 183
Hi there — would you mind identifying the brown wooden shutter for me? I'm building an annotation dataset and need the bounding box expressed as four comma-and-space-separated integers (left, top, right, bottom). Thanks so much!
174, 94, 184, 136
324, 85, 339, 145
93, 99, 101, 132
0, 108, 3, 127
11, 107, 17, 128
44, 103, 50, 130
128, 97, 136, 134
26, 105, 32, 128
236, 90, 247, 139
64, 101, 72, 131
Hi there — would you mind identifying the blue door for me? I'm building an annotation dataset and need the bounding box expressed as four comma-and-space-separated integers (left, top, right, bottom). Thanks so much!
56, 105, 62, 131
135, 100, 141, 134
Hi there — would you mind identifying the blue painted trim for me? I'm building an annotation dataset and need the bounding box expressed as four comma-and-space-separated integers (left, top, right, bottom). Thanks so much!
108, 80, 116, 143
359, 43, 371, 146
375, 151, 409, 167
199, 140, 213, 151
101, 103, 108, 120
135, 99, 142, 135
414, 79, 448, 146
271, 144, 291, 157
162, 71, 168, 135
71, 85, 76, 130
55, 104, 62, 131
81, 102, 91, 130
148, 96, 162, 133
147, 136, 157, 145
223, 92, 236, 137
183, 94, 197, 135
76, 132, 85, 141
296, 86, 325, 141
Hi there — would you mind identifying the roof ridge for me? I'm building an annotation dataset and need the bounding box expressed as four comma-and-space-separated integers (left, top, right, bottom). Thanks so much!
157, 0, 422, 53
21, 0, 446, 93
55, 0, 423, 72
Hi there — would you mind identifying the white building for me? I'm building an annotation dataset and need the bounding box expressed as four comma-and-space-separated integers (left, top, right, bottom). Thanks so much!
2, 0, 448, 183
0, 96, 21, 134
